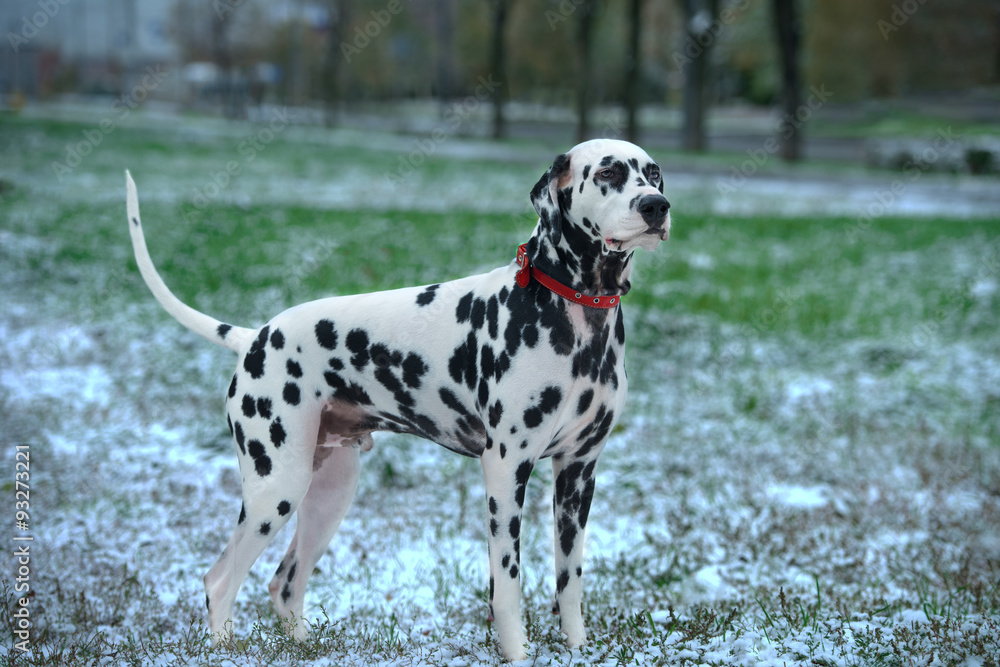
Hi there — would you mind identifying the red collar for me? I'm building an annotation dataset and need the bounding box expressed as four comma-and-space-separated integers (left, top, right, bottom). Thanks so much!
514, 243, 621, 309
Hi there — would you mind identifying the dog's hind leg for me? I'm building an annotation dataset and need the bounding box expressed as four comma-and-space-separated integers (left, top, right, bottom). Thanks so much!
268, 443, 361, 638
204, 436, 315, 643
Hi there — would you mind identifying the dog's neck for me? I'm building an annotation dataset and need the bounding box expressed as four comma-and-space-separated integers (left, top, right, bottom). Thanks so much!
525, 222, 633, 298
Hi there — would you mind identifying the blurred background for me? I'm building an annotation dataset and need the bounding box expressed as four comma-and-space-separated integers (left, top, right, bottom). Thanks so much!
2, 3, 1000, 664
2, 0, 998, 167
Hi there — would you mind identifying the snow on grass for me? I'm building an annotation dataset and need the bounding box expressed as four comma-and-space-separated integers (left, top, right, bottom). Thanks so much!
2, 109, 999, 664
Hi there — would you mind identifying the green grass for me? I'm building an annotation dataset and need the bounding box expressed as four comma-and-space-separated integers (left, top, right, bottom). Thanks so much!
2, 111, 999, 666
4, 181, 998, 342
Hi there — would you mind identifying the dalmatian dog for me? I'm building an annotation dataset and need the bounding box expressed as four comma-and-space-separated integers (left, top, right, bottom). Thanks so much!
124, 138, 669, 660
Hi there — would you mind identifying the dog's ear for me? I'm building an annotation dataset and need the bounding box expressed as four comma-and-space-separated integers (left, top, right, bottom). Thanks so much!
530, 153, 572, 245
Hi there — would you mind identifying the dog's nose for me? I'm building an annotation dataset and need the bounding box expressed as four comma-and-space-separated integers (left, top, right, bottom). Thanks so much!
638, 194, 670, 225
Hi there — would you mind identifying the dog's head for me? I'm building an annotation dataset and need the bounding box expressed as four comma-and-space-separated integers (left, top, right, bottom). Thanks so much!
530, 139, 670, 255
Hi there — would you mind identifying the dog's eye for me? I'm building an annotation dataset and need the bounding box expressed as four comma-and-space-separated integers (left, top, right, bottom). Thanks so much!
649, 168, 661, 183
597, 168, 614, 179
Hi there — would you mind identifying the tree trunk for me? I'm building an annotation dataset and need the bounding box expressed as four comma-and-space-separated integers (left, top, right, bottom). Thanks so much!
678, 0, 719, 152
576, 0, 595, 143
435, 0, 455, 101
772, 0, 802, 161
489, 0, 509, 139
322, 0, 348, 126
624, 0, 642, 143
211, 11, 238, 119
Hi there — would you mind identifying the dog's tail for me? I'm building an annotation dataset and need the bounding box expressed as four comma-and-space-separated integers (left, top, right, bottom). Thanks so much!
125, 170, 254, 353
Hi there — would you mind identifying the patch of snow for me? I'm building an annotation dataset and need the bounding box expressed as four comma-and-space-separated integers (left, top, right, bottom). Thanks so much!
1, 363, 113, 407
766, 484, 830, 509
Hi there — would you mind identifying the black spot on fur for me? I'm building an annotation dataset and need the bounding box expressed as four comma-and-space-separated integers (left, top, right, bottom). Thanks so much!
509, 564, 519, 579
559, 521, 577, 556
270, 329, 285, 349
577, 388, 594, 415
243, 327, 269, 379
257, 397, 273, 419
270, 418, 286, 447
247, 439, 272, 476
315, 320, 338, 350
283, 382, 301, 406
416, 284, 440, 306
259, 521, 271, 536
556, 569, 570, 594
489, 496, 498, 514
346, 329, 370, 369
238, 503, 246, 524
402, 353, 427, 389
217, 323, 232, 339
509, 516, 520, 539
228, 375, 238, 398
234, 421, 246, 454
277, 500, 291, 516
486, 296, 499, 339
455, 292, 474, 323
471, 298, 487, 330
523, 386, 562, 428
448, 332, 478, 390
488, 400, 504, 428
286, 359, 303, 378
242, 394, 256, 418
515, 460, 532, 488
281, 583, 291, 603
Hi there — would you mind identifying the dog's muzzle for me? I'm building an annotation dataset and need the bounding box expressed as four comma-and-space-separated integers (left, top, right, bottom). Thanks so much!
638, 194, 670, 239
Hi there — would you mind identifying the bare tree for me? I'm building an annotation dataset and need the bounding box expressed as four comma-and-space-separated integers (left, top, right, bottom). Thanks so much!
677, 0, 719, 152
435, 0, 455, 101
489, 0, 511, 139
576, 0, 596, 143
772, 0, 802, 160
624, 0, 642, 142
322, 0, 349, 126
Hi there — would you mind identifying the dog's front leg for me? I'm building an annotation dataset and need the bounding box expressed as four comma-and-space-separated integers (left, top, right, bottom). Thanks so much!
551, 452, 600, 647
481, 447, 534, 660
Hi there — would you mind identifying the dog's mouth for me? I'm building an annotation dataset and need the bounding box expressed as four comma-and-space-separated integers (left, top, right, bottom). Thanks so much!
605, 221, 669, 252
644, 223, 669, 240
